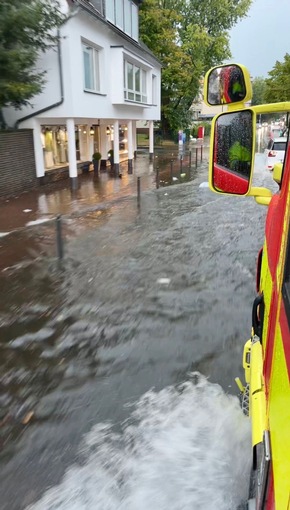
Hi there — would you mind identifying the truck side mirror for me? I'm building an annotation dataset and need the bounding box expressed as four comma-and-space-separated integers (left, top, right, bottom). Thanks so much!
273, 162, 283, 185
204, 64, 252, 106
210, 109, 255, 195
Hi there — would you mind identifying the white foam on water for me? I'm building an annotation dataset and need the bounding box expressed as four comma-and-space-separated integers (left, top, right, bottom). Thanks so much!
27, 374, 251, 510
0, 232, 11, 237
157, 277, 171, 285
26, 218, 51, 227
199, 182, 209, 188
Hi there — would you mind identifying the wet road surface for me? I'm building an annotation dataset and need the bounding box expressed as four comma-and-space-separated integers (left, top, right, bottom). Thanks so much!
0, 149, 200, 233
0, 152, 274, 509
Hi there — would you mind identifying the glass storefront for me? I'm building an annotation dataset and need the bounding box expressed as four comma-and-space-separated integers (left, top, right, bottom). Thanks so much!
119, 124, 128, 158
41, 125, 100, 170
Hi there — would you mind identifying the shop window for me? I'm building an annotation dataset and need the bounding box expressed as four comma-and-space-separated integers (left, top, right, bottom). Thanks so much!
41, 126, 68, 169
41, 125, 94, 169
82, 42, 100, 93
124, 61, 147, 103
119, 125, 128, 153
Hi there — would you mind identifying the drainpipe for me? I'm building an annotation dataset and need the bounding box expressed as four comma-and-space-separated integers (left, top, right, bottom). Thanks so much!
15, 29, 64, 128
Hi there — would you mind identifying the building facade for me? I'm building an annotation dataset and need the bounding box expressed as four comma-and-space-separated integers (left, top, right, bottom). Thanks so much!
4, 0, 161, 182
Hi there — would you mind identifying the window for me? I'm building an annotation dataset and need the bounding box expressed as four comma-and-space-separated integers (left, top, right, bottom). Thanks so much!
82, 43, 100, 92
124, 0, 132, 35
106, 0, 114, 22
90, 0, 104, 15
131, 3, 138, 40
273, 142, 286, 151
282, 227, 290, 329
116, 1, 124, 29
152, 74, 157, 105
124, 61, 147, 103
105, 0, 139, 40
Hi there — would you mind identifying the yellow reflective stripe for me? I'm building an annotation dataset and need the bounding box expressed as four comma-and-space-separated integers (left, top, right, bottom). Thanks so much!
260, 242, 273, 354
276, 183, 290, 294
268, 323, 290, 509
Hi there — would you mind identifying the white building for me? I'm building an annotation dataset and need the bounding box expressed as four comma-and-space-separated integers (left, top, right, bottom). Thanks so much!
4, 0, 161, 183
191, 81, 225, 121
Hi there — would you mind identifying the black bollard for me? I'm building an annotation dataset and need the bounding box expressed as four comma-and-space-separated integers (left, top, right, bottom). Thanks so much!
156, 166, 160, 189
201, 145, 203, 161
195, 147, 198, 167
189, 151, 192, 168
170, 159, 173, 183
180, 155, 183, 175
137, 176, 141, 208
56, 215, 64, 261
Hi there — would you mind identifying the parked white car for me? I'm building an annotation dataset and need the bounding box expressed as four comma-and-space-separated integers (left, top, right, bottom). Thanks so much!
265, 137, 287, 171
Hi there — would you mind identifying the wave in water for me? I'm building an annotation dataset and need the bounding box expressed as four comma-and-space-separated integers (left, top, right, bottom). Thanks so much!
27, 374, 251, 510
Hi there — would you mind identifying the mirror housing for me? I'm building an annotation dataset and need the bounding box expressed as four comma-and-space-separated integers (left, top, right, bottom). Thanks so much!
273, 162, 283, 185
210, 109, 255, 196
204, 64, 252, 107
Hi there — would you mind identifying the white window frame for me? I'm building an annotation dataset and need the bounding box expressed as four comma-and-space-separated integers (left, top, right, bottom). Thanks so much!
124, 60, 147, 103
82, 41, 101, 93
105, 0, 139, 41
124, 0, 132, 36
131, 2, 138, 41
115, 0, 124, 30
105, 0, 114, 22
152, 74, 157, 105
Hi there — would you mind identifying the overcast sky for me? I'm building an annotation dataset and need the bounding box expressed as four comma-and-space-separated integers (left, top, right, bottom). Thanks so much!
229, 0, 290, 77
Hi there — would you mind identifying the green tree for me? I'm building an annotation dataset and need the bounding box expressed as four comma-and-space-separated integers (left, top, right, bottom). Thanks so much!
251, 77, 266, 105
264, 53, 290, 103
139, 0, 251, 137
0, 0, 67, 111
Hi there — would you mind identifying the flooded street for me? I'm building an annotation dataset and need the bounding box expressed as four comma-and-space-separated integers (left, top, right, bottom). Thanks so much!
0, 152, 275, 509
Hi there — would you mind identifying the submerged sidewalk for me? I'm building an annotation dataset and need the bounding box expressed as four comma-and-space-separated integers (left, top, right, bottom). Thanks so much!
0, 146, 208, 233
0, 155, 155, 233
0, 146, 209, 271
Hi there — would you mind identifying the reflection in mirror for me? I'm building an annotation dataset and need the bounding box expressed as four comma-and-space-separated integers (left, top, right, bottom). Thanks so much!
208, 65, 246, 106
213, 110, 253, 195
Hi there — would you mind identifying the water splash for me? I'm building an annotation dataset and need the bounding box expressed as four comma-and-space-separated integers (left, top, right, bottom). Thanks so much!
27, 374, 251, 510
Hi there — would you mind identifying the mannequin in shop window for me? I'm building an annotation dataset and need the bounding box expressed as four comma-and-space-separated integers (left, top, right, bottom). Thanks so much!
56, 127, 67, 164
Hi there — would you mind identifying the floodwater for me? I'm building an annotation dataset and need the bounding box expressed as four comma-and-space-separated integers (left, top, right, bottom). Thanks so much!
0, 148, 198, 233
0, 150, 276, 509
27, 376, 252, 510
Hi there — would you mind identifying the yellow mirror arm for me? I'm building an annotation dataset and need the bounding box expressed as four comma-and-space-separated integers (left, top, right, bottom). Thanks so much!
252, 102, 290, 114
248, 187, 272, 197
247, 187, 273, 206
254, 196, 272, 206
